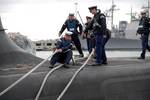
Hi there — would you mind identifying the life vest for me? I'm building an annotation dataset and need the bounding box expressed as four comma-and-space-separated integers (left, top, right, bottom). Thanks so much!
67, 20, 78, 32
137, 17, 150, 34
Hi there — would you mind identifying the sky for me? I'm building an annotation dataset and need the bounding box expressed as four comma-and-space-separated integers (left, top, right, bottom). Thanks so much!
0, 0, 148, 40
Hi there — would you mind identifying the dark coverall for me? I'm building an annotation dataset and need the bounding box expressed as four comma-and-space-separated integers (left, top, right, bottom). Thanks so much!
50, 38, 73, 66
102, 29, 111, 63
85, 22, 94, 53
59, 19, 84, 56
137, 16, 150, 59
84, 10, 107, 64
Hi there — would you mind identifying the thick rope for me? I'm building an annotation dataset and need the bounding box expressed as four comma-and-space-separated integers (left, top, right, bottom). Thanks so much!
0, 51, 57, 97
34, 64, 63, 100
56, 49, 94, 100
35, 49, 72, 100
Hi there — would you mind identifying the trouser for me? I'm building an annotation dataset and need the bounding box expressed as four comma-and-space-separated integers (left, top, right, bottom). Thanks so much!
102, 36, 110, 63
95, 35, 104, 64
71, 34, 83, 55
50, 50, 73, 65
91, 36, 96, 49
86, 38, 92, 53
140, 34, 150, 58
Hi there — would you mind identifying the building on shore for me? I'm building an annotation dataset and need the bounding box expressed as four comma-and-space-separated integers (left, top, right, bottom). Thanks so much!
33, 36, 87, 51
33, 39, 57, 51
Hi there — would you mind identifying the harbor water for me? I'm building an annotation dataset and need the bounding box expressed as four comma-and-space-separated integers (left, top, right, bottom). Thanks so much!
36, 50, 150, 59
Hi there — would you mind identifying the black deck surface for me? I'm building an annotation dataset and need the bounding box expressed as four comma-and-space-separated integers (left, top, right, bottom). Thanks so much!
0, 57, 150, 100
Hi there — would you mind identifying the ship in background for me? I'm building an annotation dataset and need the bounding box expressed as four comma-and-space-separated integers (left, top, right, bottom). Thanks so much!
112, 7, 139, 40
33, 18, 146, 51
106, 0, 150, 40
33, 0, 150, 51
86, 0, 150, 50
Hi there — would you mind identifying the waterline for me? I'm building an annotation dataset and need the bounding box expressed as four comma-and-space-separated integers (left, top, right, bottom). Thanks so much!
36, 50, 150, 59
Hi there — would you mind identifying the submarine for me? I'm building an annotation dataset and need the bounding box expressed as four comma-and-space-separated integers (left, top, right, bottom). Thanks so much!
0, 17, 150, 100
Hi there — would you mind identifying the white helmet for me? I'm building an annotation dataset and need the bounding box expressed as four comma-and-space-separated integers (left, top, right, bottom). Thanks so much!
65, 31, 73, 36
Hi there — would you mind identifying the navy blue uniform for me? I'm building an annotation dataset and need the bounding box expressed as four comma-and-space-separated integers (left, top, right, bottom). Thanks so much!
137, 16, 150, 59
50, 38, 73, 66
84, 10, 107, 64
102, 29, 111, 63
85, 22, 94, 53
59, 19, 84, 56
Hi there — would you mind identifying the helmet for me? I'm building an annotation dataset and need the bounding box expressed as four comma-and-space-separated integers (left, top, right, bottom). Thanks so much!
65, 31, 73, 36
88, 6, 97, 11
69, 13, 75, 16
141, 10, 147, 15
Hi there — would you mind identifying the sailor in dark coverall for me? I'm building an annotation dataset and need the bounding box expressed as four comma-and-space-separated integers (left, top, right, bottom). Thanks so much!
84, 6, 107, 66
49, 31, 73, 68
84, 16, 94, 53
58, 13, 84, 57
137, 11, 150, 59
102, 28, 111, 64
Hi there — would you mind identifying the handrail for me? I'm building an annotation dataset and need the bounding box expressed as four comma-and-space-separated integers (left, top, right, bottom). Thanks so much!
34, 64, 64, 100
0, 51, 57, 97
56, 49, 94, 100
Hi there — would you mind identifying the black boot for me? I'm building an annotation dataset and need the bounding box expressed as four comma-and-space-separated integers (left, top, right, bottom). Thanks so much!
79, 54, 84, 57
138, 57, 145, 60
49, 64, 54, 68
138, 52, 145, 60
92, 63, 102, 66
63, 64, 70, 68
102, 61, 108, 65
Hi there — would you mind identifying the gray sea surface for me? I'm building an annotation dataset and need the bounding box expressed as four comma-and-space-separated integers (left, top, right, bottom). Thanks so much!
36, 50, 150, 59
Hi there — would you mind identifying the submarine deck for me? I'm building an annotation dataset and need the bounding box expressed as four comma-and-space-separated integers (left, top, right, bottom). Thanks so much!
0, 57, 150, 100
0, 57, 150, 76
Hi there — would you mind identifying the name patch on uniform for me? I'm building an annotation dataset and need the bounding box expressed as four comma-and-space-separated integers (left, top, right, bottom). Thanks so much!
69, 28, 75, 31
138, 25, 143, 28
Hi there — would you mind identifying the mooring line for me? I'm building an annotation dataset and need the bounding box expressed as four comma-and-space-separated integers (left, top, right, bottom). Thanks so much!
56, 49, 94, 100
0, 51, 57, 97
34, 64, 64, 100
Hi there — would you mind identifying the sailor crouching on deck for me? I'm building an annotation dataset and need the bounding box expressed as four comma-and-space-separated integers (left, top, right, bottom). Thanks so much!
49, 31, 73, 68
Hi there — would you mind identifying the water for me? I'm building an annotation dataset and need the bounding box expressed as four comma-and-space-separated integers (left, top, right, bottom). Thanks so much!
36, 50, 150, 59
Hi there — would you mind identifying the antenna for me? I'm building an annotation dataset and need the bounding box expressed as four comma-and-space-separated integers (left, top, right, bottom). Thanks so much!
126, 7, 137, 22
110, 0, 120, 30
111, 0, 114, 30
74, 2, 85, 29
75, 2, 78, 18
148, 0, 150, 17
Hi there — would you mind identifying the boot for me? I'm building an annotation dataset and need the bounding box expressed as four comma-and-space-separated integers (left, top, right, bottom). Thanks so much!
63, 64, 70, 68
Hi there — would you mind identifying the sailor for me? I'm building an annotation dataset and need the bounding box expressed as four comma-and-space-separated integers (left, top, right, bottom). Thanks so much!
84, 6, 107, 66
58, 13, 84, 57
82, 16, 94, 53
49, 31, 73, 68
137, 11, 150, 59
102, 28, 111, 64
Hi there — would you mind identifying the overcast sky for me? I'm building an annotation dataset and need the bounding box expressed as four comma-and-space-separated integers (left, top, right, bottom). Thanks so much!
0, 0, 147, 40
